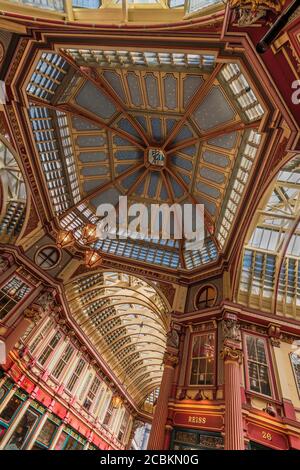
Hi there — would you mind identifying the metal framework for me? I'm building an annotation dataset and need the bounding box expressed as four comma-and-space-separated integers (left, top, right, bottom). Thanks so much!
65, 271, 170, 405
0, 138, 27, 243
0, 0, 223, 24
24, 48, 265, 270
238, 154, 300, 318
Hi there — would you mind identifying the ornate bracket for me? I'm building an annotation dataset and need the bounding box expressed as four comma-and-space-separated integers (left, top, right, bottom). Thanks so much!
220, 312, 243, 363
268, 324, 281, 347
227, 0, 285, 26
24, 288, 57, 323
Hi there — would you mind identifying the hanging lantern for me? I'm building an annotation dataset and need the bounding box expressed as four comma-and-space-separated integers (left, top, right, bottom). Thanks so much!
111, 394, 123, 409
85, 250, 102, 268
81, 223, 97, 244
56, 230, 75, 248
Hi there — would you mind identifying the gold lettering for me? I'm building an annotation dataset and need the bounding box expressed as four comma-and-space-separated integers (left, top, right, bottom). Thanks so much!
188, 415, 207, 424
262, 431, 272, 441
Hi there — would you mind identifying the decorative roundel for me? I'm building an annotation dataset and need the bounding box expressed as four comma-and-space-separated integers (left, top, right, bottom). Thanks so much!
195, 284, 217, 310
35, 245, 61, 270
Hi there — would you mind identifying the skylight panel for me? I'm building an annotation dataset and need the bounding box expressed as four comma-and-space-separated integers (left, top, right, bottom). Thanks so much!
220, 63, 264, 122
63, 48, 216, 71
27, 53, 69, 103
217, 130, 261, 247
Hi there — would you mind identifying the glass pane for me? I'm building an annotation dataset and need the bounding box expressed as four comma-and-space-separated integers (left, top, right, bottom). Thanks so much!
5, 408, 39, 450
36, 419, 57, 447
187, 0, 220, 14
246, 336, 257, 361
0, 395, 22, 423
54, 432, 68, 450
258, 365, 271, 396
65, 435, 84, 450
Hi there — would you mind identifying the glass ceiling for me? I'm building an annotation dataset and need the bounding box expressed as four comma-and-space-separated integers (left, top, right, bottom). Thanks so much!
6, 0, 221, 15
0, 139, 27, 244
65, 271, 169, 406
24, 49, 265, 271
238, 154, 300, 318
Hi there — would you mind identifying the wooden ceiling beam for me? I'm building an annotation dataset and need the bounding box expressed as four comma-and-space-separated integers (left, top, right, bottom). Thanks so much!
59, 49, 150, 147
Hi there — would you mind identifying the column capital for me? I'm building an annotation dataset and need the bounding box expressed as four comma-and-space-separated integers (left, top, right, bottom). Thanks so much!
220, 344, 243, 364
267, 323, 281, 347
163, 351, 178, 368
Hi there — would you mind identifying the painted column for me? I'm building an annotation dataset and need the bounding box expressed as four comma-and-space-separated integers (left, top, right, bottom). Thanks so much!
147, 351, 178, 450
163, 424, 173, 450
221, 313, 244, 450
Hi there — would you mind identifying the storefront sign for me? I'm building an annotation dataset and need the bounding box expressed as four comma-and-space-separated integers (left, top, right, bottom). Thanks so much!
36, 388, 52, 408
173, 411, 223, 431
247, 422, 289, 450
9, 364, 22, 382
21, 377, 35, 394
52, 401, 67, 420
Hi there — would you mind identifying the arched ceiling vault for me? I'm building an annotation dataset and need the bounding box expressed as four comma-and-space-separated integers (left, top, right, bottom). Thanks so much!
238, 154, 300, 318
65, 271, 170, 406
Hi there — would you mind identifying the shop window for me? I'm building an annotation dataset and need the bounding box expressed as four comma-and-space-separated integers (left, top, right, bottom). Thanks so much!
0, 394, 23, 423
38, 332, 62, 366
249, 441, 272, 450
34, 418, 59, 449
190, 333, 215, 385
0, 276, 31, 320
244, 334, 272, 397
0, 380, 12, 405
35, 246, 61, 270
55, 430, 85, 450
171, 429, 224, 450
195, 285, 217, 310
0, 392, 25, 444
290, 352, 300, 397
5, 408, 40, 450
89, 444, 97, 450
0, 387, 5, 402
